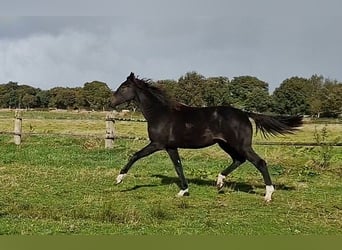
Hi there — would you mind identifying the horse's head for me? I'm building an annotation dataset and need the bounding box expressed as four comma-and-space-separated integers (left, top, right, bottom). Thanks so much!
111, 72, 138, 107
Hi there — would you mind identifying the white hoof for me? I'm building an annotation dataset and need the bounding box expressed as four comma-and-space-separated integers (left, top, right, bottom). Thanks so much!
116, 173, 127, 184
216, 174, 226, 190
176, 188, 189, 197
264, 185, 275, 202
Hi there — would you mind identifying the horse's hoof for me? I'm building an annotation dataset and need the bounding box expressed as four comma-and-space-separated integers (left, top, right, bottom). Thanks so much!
116, 174, 126, 184
218, 189, 225, 194
217, 184, 224, 191
264, 195, 273, 202
264, 197, 272, 202
216, 174, 225, 190
176, 189, 189, 197
264, 185, 275, 202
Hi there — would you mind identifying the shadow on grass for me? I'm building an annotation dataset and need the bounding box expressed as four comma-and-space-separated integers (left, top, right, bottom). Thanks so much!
120, 184, 159, 192
120, 174, 295, 194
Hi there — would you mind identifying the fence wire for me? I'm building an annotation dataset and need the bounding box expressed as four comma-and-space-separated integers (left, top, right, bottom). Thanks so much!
1, 115, 341, 146
1, 130, 341, 146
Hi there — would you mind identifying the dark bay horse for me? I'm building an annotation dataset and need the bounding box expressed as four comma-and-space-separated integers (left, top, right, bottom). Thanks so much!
112, 72, 303, 201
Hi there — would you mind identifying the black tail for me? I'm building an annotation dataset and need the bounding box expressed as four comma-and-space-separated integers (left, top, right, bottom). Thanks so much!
246, 112, 303, 138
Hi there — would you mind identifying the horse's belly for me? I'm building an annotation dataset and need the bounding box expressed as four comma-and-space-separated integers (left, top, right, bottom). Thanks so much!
167, 129, 218, 149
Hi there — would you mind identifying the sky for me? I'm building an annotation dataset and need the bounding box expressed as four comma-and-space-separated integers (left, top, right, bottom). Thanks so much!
0, 0, 342, 92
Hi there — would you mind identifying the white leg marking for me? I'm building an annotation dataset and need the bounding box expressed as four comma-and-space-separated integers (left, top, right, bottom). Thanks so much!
264, 185, 275, 202
116, 173, 127, 184
216, 174, 226, 190
176, 188, 189, 197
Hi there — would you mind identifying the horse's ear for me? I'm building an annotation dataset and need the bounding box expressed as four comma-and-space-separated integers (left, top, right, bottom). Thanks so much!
127, 72, 135, 80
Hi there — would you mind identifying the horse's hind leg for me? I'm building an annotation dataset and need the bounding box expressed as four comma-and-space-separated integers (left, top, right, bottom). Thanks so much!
243, 147, 274, 202
216, 142, 246, 190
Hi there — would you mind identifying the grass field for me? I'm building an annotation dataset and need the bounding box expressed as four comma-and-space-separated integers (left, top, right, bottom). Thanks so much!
0, 110, 341, 235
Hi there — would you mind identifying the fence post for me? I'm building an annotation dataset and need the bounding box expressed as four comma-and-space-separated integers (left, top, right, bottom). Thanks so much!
14, 110, 22, 145
105, 113, 115, 148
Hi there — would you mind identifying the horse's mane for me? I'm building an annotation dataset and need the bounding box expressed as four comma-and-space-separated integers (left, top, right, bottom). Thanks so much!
135, 77, 178, 108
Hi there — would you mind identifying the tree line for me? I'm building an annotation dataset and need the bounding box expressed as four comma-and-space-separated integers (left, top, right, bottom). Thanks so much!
0, 72, 341, 117
0, 80, 113, 111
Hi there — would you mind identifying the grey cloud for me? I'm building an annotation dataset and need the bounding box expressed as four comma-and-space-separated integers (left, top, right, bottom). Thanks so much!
0, 17, 119, 39
0, 1, 342, 91
2, 0, 342, 17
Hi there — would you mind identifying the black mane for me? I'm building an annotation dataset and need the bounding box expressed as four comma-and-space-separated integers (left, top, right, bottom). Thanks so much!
135, 77, 175, 107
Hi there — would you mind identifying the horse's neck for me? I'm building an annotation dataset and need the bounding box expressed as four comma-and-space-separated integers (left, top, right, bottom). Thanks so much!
136, 90, 168, 121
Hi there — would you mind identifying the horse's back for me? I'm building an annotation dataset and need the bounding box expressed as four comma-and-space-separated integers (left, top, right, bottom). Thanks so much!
162, 105, 253, 149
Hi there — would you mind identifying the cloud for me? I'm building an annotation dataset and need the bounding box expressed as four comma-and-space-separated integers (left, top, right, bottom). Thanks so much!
1, 30, 100, 87
1, 11, 342, 92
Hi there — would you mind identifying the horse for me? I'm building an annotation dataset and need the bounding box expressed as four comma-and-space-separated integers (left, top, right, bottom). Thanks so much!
111, 72, 303, 201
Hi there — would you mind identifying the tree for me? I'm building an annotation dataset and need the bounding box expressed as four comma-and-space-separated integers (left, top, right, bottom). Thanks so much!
0, 82, 43, 109
83, 81, 112, 110
244, 88, 272, 113
272, 77, 311, 115
36, 90, 51, 108
229, 76, 270, 111
202, 76, 231, 106
48, 87, 77, 109
17, 85, 39, 108
307, 75, 324, 117
176, 71, 206, 106
0, 82, 20, 108
21, 93, 38, 109
320, 79, 342, 117
74, 87, 86, 109
158, 75, 231, 107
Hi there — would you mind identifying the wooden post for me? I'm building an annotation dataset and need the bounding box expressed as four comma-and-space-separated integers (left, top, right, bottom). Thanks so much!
14, 110, 22, 145
105, 113, 115, 148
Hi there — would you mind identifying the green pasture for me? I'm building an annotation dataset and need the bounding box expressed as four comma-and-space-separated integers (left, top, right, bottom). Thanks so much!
0, 110, 341, 235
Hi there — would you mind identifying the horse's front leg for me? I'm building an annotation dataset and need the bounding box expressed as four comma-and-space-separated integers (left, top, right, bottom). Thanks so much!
166, 148, 189, 197
116, 142, 162, 184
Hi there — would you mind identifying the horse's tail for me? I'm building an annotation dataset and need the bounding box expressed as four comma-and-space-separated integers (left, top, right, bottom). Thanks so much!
246, 112, 303, 138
